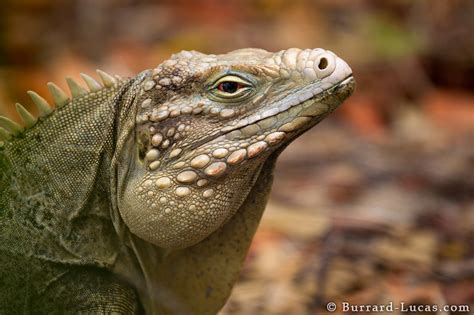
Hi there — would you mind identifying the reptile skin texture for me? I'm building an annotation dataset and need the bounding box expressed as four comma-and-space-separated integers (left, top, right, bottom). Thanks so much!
0, 48, 354, 314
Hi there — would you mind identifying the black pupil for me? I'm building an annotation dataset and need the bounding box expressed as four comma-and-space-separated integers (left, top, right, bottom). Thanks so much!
221, 82, 239, 93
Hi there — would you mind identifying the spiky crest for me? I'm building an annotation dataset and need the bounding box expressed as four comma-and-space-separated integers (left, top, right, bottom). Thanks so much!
15, 103, 37, 128
0, 70, 121, 146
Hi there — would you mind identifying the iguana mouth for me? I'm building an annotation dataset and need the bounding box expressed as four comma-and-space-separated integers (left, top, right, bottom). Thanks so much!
331, 75, 355, 102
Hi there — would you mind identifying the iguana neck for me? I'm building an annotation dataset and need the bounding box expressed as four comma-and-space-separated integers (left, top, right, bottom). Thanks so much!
0, 74, 144, 265
113, 154, 277, 315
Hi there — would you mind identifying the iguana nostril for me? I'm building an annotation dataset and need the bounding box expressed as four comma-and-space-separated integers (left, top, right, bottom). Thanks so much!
318, 57, 328, 70
312, 52, 336, 79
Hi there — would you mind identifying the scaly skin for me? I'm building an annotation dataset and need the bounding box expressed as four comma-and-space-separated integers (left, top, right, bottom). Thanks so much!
0, 48, 354, 314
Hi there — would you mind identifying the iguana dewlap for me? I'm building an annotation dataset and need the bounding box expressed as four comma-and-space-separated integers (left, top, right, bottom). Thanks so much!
0, 48, 354, 314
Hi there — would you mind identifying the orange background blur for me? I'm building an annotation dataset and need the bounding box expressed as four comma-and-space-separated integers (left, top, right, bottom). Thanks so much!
0, 1, 473, 314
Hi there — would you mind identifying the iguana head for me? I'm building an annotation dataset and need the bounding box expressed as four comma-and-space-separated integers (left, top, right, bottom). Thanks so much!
119, 48, 354, 249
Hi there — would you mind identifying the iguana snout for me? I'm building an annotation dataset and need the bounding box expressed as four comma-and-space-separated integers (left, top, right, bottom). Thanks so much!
118, 48, 354, 249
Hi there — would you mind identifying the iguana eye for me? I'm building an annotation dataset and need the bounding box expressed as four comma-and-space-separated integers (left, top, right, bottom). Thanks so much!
217, 81, 244, 93
210, 75, 253, 101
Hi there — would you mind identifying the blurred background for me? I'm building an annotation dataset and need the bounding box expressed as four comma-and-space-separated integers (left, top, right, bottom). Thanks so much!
1, 1, 473, 314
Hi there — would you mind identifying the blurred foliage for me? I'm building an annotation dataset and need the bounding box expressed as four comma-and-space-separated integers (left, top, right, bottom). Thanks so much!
0, 1, 473, 314
364, 14, 423, 59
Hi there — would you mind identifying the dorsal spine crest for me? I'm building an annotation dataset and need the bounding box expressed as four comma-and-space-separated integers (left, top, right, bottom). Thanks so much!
0, 70, 122, 145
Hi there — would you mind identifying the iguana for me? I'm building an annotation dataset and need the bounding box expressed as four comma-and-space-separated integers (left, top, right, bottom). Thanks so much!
0, 48, 354, 314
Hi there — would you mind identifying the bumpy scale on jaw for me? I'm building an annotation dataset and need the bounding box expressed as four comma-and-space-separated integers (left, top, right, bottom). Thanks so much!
119, 48, 354, 249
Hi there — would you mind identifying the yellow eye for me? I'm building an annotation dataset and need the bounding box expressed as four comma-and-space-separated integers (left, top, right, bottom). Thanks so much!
210, 75, 253, 100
